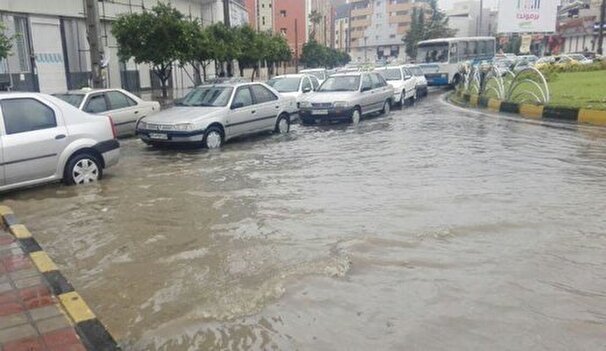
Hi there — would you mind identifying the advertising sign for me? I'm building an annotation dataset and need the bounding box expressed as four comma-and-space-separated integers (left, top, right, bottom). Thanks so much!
497, 0, 558, 33
520, 35, 532, 53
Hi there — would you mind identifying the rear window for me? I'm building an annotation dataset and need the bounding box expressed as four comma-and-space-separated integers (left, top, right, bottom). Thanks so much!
53, 94, 85, 108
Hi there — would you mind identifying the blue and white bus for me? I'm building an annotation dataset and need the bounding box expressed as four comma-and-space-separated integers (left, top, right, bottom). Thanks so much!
416, 37, 496, 86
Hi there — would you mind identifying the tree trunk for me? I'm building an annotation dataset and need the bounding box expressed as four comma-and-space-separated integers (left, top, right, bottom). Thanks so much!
202, 64, 207, 82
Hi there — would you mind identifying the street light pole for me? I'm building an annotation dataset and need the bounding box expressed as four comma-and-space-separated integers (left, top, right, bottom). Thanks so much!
84, 0, 104, 88
478, 0, 484, 36
599, 0, 605, 55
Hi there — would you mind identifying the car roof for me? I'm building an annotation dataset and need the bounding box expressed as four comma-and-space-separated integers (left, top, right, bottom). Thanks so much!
271, 74, 305, 79
331, 72, 365, 77
197, 81, 267, 88
300, 68, 325, 72
62, 88, 123, 95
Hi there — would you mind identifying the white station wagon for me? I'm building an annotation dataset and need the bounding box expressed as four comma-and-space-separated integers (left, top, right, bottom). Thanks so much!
54, 88, 160, 137
0, 93, 120, 192
136, 82, 297, 148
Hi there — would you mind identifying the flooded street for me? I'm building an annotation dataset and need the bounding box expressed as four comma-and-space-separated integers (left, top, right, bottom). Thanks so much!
3, 93, 606, 350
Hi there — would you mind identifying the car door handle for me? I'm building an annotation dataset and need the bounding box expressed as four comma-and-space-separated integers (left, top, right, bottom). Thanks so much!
55, 134, 66, 140
275, 105, 280, 109
251, 110, 257, 114
134, 110, 139, 114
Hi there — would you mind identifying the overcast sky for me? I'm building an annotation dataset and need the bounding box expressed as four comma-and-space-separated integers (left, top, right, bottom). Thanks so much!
438, 0, 500, 11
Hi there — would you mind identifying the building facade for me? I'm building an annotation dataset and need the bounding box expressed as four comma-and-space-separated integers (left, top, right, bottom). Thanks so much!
557, 0, 603, 53
334, 3, 352, 51
447, 1, 494, 37
345, 0, 429, 63
0, 0, 247, 94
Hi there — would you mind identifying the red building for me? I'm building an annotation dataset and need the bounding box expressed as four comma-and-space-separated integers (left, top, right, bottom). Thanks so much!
273, 0, 307, 58
243, 0, 308, 58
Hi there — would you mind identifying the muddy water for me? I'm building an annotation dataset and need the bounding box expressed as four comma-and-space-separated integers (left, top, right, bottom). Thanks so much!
3, 95, 606, 350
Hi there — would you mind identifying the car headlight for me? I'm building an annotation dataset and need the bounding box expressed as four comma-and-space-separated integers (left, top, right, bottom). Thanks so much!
172, 123, 195, 131
137, 121, 148, 130
333, 101, 349, 108
299, 101, 311, 108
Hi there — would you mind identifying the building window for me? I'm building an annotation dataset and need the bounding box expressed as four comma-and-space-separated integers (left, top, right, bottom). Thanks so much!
280, 10, 286, 17
280, 28, 287, 35
390, 34, 396, 39
262, 17, 266, 25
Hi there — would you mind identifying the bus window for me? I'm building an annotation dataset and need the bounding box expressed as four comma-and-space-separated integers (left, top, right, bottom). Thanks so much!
470, 41, 478, 56
417, 42, 449, 63
460, 41, 469, 60
449, 43, 458, 63
478, 41, 487, 55
486, 40, 496, 56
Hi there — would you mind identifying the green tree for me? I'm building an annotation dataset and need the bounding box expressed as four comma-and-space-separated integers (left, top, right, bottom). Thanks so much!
0, 22, 12, 60
206, 22, 240, 77
112, 3, 189, 97
266, 34, 292, 77
300, 39, 327, 68
235, 26, 264, 80
403, 1, 456, 60
179, 19, 213, 84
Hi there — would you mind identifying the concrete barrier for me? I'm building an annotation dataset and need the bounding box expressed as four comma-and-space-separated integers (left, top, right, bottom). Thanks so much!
448, 92, 606, 127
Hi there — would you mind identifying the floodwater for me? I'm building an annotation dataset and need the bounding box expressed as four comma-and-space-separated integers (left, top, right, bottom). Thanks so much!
3, 94, 606, 350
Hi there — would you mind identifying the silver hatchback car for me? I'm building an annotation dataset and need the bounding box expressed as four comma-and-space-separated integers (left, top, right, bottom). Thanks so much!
136, 82, 297, 148
0, 93, 120, 193
299, 72, 393, 125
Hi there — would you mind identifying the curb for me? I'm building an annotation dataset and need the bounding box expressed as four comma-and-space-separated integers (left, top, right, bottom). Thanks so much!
0, 205, 120, 351
453, 92, 606, 126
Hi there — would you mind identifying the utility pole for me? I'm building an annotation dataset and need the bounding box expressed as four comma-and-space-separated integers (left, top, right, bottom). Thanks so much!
599, 0, 605, 55
478, 0, 484, 36
84, 0, 104, 88
295, 18, 299, 73
222, 0, 232, 76
324, 15, 327, 46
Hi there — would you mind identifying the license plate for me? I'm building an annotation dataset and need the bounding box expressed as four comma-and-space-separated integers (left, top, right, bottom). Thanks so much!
149, 133, 168, 140
312, 109, 328, 115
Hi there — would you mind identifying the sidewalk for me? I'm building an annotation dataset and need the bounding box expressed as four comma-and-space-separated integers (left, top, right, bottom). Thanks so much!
0, 207, 118, 351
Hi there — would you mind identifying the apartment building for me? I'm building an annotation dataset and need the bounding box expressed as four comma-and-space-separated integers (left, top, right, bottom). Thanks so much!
0, 0, 248, 94
345, 0, 429, 62
334, 3, 352, 51
558, 0, 603, 53
447, 1, 495, 37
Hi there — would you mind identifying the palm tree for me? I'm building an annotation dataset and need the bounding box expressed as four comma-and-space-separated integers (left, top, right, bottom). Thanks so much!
309, 10, 322, 40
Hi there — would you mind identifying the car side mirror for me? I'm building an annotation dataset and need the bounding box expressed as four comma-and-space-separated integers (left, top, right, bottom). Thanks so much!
303, 87, 312, 93
361, 86, 372, 92
231, 102, 244, 109
405, 75, 413, 80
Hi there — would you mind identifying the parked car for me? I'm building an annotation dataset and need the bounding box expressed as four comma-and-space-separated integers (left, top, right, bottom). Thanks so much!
136, 82, 297, 148
373, 65, 417, 105
266, 74, 318, 109
299, 68, 328, 84
53, 88, 160, 137
298, 72, 393, 125
404, 64, 428, 98
0, 93, 120, 192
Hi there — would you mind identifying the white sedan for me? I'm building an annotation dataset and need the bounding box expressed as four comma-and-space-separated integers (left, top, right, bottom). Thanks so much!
54, 88, 160, 137
136, 82, 297, 148
266, 74, 320, 109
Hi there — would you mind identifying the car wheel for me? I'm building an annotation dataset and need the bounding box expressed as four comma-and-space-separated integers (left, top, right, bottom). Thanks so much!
275, 113, 290, 134
203, 126, 224, 149
64, 153, 103, 186
351, 108, 361, 125
381, 100, 391, 115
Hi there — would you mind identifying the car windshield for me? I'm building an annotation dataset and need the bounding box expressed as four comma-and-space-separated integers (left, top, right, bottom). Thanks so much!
177, 86, 233, 107
318, 76, 361, 92
52, 93, 85, 108
376, 68, 402, 81
266, 77, 301, 93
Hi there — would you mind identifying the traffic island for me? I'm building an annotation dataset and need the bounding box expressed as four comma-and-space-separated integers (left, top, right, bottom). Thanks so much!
449, 90, 606, 127
0, 206, 119, 351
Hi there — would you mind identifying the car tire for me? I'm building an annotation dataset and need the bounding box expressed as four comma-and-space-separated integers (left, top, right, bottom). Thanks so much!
381, 100, 391, 115
64, 152, 103, 186
275, 113, 290, 134
351, 108, 362, 125
203, 126, 224, 149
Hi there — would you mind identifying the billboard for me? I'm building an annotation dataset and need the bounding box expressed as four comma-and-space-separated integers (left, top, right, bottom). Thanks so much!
497, 0, 558, 33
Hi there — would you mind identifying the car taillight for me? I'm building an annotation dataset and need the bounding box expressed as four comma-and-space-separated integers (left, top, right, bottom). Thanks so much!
108, 116, 118, 139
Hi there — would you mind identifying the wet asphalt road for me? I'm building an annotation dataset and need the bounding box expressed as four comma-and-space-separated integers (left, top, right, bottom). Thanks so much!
3, 92, 606, 350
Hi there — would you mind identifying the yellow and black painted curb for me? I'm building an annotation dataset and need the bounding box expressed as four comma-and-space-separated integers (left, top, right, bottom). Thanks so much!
0, 205, 120, 351
452, 90, 606, 126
